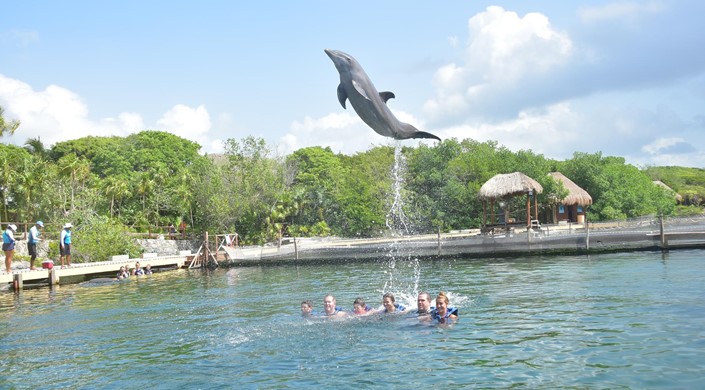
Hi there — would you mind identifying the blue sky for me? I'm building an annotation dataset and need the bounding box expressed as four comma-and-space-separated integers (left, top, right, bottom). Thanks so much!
2, 1, 704, 167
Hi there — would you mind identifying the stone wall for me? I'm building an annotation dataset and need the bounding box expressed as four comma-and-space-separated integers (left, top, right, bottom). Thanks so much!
134, 238, 202, 256
4, 238, 201, 259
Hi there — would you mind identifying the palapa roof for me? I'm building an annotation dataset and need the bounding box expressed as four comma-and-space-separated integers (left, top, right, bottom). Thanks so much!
549, 172, 592, 206
478, 172, 543, 200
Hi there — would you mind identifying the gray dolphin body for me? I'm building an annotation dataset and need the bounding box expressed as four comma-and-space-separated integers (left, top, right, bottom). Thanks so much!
325, 49, 441, 142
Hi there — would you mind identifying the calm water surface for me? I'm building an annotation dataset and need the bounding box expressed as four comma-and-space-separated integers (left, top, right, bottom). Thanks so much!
1, 250, 704, 389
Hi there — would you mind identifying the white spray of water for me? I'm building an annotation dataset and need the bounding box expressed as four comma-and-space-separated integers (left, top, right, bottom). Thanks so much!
381, 142, 422, 301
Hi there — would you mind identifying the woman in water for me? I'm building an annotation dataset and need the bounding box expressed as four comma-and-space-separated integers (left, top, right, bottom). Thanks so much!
381, 293, 406, 314
431, 292, 458, 323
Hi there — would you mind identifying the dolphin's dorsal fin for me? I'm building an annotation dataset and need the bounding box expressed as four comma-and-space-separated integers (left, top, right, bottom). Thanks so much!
379, 91, 395, 103
352, 80, 371, 101
337, 83, 348, 109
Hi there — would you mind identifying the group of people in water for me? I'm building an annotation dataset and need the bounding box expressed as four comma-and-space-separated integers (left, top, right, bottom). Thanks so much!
301, 291, 459, 324
117, 261, 153, 279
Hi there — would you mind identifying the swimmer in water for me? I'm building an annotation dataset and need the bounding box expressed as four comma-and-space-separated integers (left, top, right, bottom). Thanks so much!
301, 300, 314, 317
381, 292, 406, 314
322, 294, 346, 318
431, 292, 458, 323
415, 291, 434, 321
352, 297, 373, 316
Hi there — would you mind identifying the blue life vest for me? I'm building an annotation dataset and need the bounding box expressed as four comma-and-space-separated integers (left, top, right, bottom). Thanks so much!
63, 230, 72, 244
385, 303, 406, 313
2, 230, 14, 244
322, 306, 344, 317
431, 307, 458, 322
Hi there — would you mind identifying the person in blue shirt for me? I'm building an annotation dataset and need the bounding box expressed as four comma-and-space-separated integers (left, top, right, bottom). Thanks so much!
59, 223, 73, 268
28, 221, 44, 270
3, 224, 17, 273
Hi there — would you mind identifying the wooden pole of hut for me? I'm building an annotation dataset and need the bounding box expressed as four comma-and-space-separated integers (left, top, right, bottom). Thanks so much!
526, 193, 531, 228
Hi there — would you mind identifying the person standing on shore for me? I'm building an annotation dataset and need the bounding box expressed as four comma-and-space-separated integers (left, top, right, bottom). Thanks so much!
28, 221, 44, 270
60, 223, 73, 269
2, 224, 17, 273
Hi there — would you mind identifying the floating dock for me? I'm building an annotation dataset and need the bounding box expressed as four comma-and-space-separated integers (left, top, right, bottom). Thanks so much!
1, 252, 193, 291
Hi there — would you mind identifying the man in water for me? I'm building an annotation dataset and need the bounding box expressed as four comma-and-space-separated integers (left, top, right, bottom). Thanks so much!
416, 291, 433, 318
322, 294, 346, 318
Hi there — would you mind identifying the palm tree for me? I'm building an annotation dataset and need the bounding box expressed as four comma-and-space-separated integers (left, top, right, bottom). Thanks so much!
57, 154, 91, 211
0, 106, 20, 140
24, 137, 49, 159
103, 177, 131, 218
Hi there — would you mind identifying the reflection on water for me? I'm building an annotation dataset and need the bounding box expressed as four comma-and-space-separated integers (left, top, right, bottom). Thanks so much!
1, 251, 705, 388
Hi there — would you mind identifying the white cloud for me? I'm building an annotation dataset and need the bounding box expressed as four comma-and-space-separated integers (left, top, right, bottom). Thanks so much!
424, 6, 573, 123
578, 1, 666, 23
438, 102, 580, 157
0, 74, 219, 152
155, 104, 212, 143
282, 110, 431, 155
642, 137, 686, 155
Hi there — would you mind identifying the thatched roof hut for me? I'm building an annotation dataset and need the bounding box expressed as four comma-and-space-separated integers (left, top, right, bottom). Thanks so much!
549, 172, 592, 206
478, 172, 543, 227
478, 172, 543, 200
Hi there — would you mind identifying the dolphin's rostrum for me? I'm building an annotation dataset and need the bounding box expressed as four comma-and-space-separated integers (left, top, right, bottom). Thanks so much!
325, 49, 441, 142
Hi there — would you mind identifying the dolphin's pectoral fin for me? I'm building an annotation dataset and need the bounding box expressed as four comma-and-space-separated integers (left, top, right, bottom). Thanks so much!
337, 84, 348, 109
352, 80, 371, 101
379, 91, 395, 103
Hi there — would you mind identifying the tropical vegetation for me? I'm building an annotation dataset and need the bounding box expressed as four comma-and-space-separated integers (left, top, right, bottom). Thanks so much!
0, 106, 699, 261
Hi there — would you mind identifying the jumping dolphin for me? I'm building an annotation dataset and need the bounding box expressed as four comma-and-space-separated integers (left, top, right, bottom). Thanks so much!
324, 49, 441, 142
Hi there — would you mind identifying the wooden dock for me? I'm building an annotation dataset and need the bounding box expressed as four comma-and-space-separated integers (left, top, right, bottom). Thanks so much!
1, 252, 194, 291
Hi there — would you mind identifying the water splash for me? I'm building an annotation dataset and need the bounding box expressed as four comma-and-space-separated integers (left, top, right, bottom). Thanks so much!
382, 142, 421, 298
385, 143, 410, 236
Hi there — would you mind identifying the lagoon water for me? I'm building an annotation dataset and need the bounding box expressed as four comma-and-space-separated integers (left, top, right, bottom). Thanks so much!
1, 250, 704, 388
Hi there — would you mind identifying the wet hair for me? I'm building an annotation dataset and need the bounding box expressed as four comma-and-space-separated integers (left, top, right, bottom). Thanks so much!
383, 292, 395, 302
353, 297, 366, 306
301, 300, 313, 308
436, 292, 450, 305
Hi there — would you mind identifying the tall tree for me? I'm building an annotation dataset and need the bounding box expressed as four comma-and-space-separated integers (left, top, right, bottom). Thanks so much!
0, 106, 20, 140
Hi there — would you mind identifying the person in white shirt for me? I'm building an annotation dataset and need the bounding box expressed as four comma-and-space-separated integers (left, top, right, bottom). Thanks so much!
28, 221, 44, 270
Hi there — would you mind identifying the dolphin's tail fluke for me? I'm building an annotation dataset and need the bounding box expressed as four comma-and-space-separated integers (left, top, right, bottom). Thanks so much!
412, 131, 442, 142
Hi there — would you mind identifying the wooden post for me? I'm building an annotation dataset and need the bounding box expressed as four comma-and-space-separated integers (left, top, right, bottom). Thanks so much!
585, 211, 590, 250
659, 214, 667, 251
437, 226, 441, 256
294, 236, 298, 260
525, 193, 529, 227
482, 201, 487, 227
13, 273, 22, 291
49, 268, 58, 285
534, 196, 539, 225
203, 231, 209, 269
